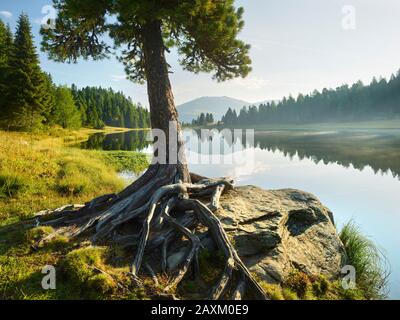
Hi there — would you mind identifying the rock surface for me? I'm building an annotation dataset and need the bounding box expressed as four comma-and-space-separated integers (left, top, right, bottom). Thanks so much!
215, 186, 346, 284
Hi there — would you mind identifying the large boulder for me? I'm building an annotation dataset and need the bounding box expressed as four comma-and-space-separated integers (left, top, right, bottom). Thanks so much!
215, 186, 346, 284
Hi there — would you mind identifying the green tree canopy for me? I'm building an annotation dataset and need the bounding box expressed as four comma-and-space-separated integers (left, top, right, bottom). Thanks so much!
41, 0, 251, 83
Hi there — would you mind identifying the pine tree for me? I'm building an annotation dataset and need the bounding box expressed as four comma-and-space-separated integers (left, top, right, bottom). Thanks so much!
0, 19, 7, 64
6, 14, 48, 130
0, 21, 13, 124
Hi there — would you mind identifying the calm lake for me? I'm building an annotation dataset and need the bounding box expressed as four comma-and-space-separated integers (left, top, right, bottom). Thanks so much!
80, 128, 400, 299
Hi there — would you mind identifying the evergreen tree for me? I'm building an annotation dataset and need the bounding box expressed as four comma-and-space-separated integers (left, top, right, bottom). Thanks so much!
0, 20, 13, 123
5, 14, 48, 130
54, 86, 82, 129
40, 73, 57, 126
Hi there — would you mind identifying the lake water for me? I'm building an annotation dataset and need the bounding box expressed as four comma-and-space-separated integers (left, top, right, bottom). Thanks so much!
80, 129, 400, 299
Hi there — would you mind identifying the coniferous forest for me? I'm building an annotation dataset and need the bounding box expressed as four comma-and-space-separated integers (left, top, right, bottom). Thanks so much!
190, 112, 215, 126
221, 74, 400, 125
0, 14, 149, 131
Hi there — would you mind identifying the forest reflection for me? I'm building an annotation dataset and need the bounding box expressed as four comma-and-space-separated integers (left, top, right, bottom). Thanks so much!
80, 129, 400, 179
190, 129, 400, 179
79, 130, 151, 151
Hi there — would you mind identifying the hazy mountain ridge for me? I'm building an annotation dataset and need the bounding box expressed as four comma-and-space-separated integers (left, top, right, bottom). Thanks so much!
177, 96, 273, 123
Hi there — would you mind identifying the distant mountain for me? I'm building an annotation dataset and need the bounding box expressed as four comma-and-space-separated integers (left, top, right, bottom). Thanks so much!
177, 96, 252, 123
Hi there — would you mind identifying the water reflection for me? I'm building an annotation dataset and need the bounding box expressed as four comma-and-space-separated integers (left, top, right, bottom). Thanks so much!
189, 129, 400, 179
80, 130, 151, 151
80, 129, 400, 180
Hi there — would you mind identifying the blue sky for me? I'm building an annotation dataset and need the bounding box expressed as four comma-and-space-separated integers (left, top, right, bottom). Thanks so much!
1, 0, 400, 106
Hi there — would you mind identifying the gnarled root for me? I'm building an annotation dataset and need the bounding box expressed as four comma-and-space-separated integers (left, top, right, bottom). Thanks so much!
33, 165, 269, 300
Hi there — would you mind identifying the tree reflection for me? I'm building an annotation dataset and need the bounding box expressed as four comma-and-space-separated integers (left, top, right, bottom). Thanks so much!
80, 130, 150, 151
192, 129, 400, 179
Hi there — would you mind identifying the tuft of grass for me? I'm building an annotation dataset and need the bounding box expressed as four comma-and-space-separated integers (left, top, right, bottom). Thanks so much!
282, 270, 368, 300
0, 174, 29, 198
61, 247, 108, 284
26, 226, 69, 251
26, 226, 55, 244
311, 275, 330, 296
285, 271, 312, 298
282, 288, 299, 300
259, 282, 284, 300
87, 273, 117, 296
59, 246, 119, 299
339, 221, 390, 299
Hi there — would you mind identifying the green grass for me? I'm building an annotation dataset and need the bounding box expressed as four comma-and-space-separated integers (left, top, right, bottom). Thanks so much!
0, 129, 149, 225
257, 271, 367, 300
100, 151, 149, 174
0, 220, 149, 300
0, 128, 151, 300
0, 174, 29, 198
339, 221, 390, 299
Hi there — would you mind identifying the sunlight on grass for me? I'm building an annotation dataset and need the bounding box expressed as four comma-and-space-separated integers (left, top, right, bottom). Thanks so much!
0, 129, 148, 225
340, 220, 390, 299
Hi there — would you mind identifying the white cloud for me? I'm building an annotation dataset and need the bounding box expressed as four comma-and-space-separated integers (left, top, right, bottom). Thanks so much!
0, 11, 12, 19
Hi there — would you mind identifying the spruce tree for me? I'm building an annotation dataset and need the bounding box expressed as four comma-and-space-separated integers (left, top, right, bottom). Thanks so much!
0, 20, 8, 122
0, 19, 7, 64
6, 14, 47, 130
0, 21, 13, 124
41, 73, 57, 126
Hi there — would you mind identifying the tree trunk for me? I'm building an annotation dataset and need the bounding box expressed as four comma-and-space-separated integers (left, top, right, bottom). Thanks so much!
142, 20, 190, 183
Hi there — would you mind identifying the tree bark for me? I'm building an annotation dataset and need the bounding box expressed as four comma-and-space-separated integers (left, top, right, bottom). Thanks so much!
142, 20, 190, 183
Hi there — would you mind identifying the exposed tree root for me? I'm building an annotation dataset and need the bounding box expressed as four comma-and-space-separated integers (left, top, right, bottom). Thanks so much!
33, 165, 269, 300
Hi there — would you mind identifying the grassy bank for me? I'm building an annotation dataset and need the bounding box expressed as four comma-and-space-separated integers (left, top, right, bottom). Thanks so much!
0, 127, 151, 299
0, 128, 149, 226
